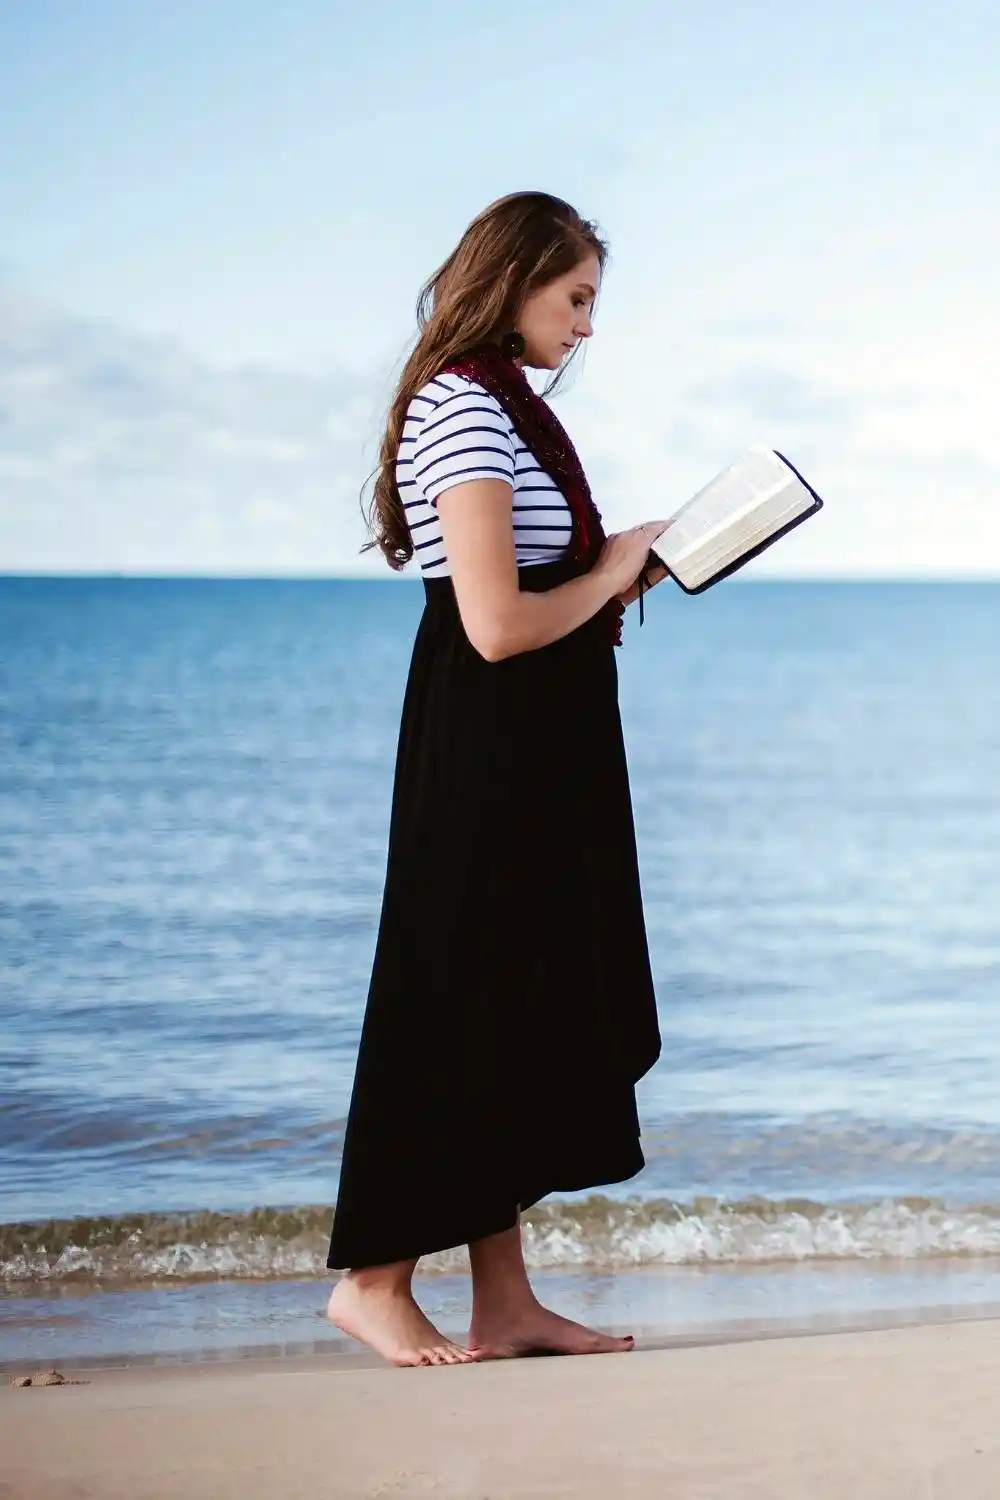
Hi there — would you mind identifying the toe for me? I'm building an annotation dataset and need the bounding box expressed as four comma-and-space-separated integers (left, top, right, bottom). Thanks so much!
396, 1351, 427, 1367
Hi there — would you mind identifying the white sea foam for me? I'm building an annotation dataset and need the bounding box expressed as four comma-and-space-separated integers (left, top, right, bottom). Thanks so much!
6, 1197, 1000, 1283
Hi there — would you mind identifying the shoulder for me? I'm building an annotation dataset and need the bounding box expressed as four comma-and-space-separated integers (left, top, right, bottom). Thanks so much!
405, 372, 511, 431
402, 373, 516, 499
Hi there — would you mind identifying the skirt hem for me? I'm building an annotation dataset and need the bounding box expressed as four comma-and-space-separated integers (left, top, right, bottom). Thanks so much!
327, 1138, 646, 1271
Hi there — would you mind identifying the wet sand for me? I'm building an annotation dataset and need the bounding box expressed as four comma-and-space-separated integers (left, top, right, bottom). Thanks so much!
3, 1316, 999, 1498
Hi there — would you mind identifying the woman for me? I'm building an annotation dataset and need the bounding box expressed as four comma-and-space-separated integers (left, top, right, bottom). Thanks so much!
327, 190, 670, 1367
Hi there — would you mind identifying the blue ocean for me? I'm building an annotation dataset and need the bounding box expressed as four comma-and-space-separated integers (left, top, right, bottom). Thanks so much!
4, 575, 1000, 1365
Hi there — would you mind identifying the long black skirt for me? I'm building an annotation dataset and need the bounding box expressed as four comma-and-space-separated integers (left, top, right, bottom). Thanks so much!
328, 557, 661, 1270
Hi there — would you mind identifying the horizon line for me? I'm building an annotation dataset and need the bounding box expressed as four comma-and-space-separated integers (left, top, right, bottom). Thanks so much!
3, 570, 1000, 584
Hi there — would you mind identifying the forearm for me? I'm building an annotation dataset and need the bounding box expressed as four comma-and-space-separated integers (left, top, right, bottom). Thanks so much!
483, 569, 617, 660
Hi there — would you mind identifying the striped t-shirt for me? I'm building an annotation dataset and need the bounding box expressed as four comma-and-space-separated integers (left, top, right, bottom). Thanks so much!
397, 372, 572, 577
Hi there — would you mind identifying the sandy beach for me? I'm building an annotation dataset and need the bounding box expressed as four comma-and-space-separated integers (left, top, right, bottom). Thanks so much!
3, 1316, 998, 1499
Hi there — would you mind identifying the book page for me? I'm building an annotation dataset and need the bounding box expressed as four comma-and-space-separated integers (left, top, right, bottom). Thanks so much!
665, 475, 804, 565
646, 448, 818, 589
677, 487, 806, 583
659, 476, 813, 589
658, 449, 792, 561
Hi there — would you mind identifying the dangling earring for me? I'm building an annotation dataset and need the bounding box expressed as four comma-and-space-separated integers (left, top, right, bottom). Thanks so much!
500, 330, 526, 360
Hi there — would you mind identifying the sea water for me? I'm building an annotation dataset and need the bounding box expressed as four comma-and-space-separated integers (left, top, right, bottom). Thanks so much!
4, 576, 1000, 1363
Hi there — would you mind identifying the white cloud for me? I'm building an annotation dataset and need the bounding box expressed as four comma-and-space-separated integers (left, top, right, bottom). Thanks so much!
2, 229, 999, 577
0, 288, 382, 573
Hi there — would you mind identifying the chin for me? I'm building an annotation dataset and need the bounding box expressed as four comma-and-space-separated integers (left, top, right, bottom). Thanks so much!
523, 347, 564, 372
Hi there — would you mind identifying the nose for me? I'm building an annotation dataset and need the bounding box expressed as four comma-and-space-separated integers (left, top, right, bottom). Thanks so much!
574, 312, 594, 340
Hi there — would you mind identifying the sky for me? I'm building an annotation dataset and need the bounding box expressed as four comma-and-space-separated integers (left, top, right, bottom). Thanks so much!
1, 0, 998, 576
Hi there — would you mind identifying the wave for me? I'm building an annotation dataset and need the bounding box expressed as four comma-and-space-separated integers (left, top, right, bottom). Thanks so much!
6, 1195, 1000, 1284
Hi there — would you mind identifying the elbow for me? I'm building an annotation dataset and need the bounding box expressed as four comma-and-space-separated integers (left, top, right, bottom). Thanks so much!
462, 602, 522, 663
467, 616, 517, 662
472, 631, 512, 664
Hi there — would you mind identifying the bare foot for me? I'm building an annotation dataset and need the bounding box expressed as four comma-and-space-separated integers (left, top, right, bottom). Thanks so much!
469, 1300, 634, 1360
327, 1277, 476, 1368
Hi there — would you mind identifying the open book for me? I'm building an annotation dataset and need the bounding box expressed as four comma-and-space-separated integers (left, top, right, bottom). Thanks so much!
649, 447, 824, 594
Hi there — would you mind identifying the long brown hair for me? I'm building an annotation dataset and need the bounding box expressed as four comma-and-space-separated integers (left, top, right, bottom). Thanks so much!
361, 191, 609, 570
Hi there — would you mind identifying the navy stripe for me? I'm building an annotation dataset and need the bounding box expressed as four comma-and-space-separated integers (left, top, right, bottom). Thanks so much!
512, 523, 574, 532
516, 484, 564, 494
416, 426, 512, 461
427, 463, 512, 487
415, 447, 512, 480
420, 402, 506, 436
409, 514, 437, 532
414, 536, 444, 552
417, 386, 476, 417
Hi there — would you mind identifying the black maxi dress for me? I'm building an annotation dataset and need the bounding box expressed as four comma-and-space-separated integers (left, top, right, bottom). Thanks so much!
328, 553, 661, 1270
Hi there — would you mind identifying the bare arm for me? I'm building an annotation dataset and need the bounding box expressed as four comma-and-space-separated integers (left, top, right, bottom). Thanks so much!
436, 480, 671, 661
436, 479, 616, 661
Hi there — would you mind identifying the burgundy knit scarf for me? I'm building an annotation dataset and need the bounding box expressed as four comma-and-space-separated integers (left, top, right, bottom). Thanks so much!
439, 343, 627, 646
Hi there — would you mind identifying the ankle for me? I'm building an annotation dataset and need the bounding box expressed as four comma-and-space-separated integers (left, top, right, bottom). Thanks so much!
471, 1280, 539, 1323
341, 1260, 416, 1297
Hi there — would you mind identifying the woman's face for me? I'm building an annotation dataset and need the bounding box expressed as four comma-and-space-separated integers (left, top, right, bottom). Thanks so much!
517, 251, 600, 371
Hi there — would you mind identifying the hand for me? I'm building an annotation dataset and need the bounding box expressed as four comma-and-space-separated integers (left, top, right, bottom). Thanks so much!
617, 557, 670, 609
594, 520, 672, 597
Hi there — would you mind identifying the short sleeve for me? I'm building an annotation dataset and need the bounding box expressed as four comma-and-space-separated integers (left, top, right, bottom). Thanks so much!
412, 388, 516, 506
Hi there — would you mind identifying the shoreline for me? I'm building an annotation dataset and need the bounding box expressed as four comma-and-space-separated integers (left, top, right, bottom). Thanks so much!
6, 1253, 1000, 1372
4, 1314, 999, 1498
5, 1296, 1000, 1377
